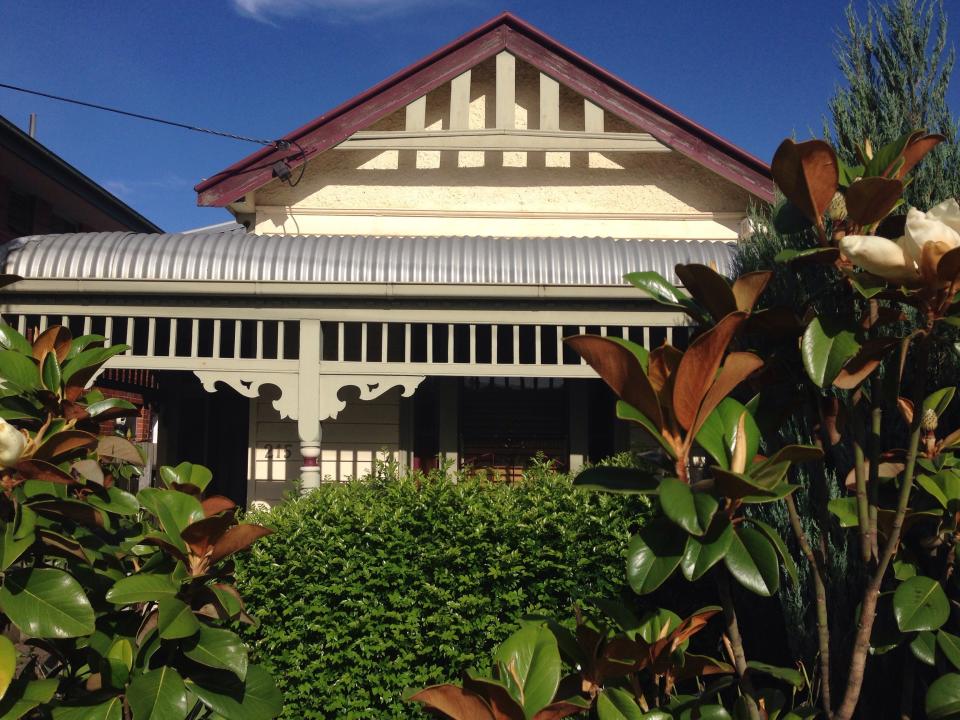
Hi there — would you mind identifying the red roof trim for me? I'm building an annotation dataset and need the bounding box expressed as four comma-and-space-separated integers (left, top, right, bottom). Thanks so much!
195, 12, 773, 207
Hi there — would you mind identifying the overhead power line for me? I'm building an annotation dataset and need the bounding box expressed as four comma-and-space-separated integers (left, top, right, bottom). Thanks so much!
0, 81, 276, 146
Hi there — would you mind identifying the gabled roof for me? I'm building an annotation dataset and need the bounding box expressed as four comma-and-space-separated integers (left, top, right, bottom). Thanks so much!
194, 12, 773, 207
1, 115, 162, 233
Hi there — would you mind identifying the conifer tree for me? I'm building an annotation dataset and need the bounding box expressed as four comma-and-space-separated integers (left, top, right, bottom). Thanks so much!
826, 0, 960, 208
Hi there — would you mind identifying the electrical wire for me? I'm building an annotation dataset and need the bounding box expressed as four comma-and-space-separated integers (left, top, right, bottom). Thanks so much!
0, 81, 310, 185
0, 81, 275, 146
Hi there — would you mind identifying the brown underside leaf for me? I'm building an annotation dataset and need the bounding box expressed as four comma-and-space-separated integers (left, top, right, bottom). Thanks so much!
34, 430, 98, 462
897, 397, 914, 425
63, 365, 100, 402
688, 351, 763, 443
731, 271, 772, 313
565, 336, 662, 431
844, 462, 905, 490
844, 176, 904, 227
675, 264, 737, 321
16, 459, 75, 484
672, 312, 748, 431
71, 459, 105, 485
30, 499, 104, 528
771, 139, 839, 224
408, 685, 496, 720
833, 337, 900, 390
181, 515, 233, 558
201, 495, 237, 517
892, 133, 945, 179
97, 436, 144, 466
936, 246, 960, 283
31, 326, 72, 364
209, 524, 273, 564
921, 239, 954, 286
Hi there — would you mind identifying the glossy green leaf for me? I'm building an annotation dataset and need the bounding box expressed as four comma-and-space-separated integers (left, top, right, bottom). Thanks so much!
597, 687, 646, 720
40, 353, 60, 392
0, 636, 15, 701
712, 468, 796, 503
52, 697, 122, 720
0, 568, 94, 638
105, 573, 179, 605
894, 576, 949, 632
187, 664, 283, 720
927, 673, 960, 720
627, 518, 686, 595
925, 388, 956, 418
158, 597, 201, 640
127, 666, 189, 720
85, 398, 137, 418
138, 489, 204, 552
86, 486, 140, 516
0, 679, 57, 720
827, 497, 860, 527
801, 316, 860, 388
745, 517, 798, 587
940, 631, 960, 671
0, 326, 31, 356
492, 625, 559, 718
159, 462, 213, 492
747, 660, 804, 689
911, 631, 937, 666
624, 271, 686, 306
184, 626, 249, 682
678, 705, 731, 720
572, 466, 660, 495
636, 608, 682, 645
104, 637, 134, 688
0, 519, 33, 572
0, 352, 38, 391
681, 515, 734, 581
723, 527, 780, 596
63, 334, 105, 360
60, 345, 128, 384
615, 401, 676, 458
695, 398, 760, 470
659, 478, 717, 536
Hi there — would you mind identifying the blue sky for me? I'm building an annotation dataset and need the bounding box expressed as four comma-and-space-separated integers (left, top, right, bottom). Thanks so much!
0, 0, 957, 232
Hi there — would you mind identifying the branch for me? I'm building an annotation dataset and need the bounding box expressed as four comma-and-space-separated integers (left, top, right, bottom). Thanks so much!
784, 493, 833, 719
834, 332, 930, 720
715, 570, 761, 720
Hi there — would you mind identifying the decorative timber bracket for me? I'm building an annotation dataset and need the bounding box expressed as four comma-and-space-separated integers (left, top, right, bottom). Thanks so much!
193, 371, 425, 422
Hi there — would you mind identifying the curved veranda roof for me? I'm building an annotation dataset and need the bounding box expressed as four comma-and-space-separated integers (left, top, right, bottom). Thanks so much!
2, 232, 734, 297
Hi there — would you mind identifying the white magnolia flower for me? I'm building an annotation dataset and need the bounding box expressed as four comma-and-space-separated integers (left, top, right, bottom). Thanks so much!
0, 418, 26, 468
839, 198, 960, 285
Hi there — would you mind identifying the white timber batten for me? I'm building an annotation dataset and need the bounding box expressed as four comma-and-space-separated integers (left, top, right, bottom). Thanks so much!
333, 129, 669, 153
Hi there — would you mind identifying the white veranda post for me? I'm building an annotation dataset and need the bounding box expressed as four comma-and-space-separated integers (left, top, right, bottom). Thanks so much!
297, 319, 324, 490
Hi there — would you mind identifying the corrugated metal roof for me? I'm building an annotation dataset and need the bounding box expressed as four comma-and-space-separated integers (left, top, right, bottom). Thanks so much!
3, 232, 734, 286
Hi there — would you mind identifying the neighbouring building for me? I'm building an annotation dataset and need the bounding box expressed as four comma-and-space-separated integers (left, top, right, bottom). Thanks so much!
0, 113, 163, 477
0, 13, 772, 505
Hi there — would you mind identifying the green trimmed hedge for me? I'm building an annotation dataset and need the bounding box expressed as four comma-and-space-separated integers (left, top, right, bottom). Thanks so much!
235, 462, 651, 719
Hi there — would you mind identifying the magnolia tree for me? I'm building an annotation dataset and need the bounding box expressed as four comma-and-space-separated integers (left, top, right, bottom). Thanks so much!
0, 324, 280, 719
409, 132, 960, 719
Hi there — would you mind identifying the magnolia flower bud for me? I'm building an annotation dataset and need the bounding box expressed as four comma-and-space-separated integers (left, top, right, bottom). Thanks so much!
922, 408, 939, 433
839, 234, 919, 285
0, 418, 26, 468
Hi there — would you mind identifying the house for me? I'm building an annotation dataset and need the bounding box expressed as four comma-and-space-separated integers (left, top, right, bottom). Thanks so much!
0, 13, 771, 505
0, 114, 160, 242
